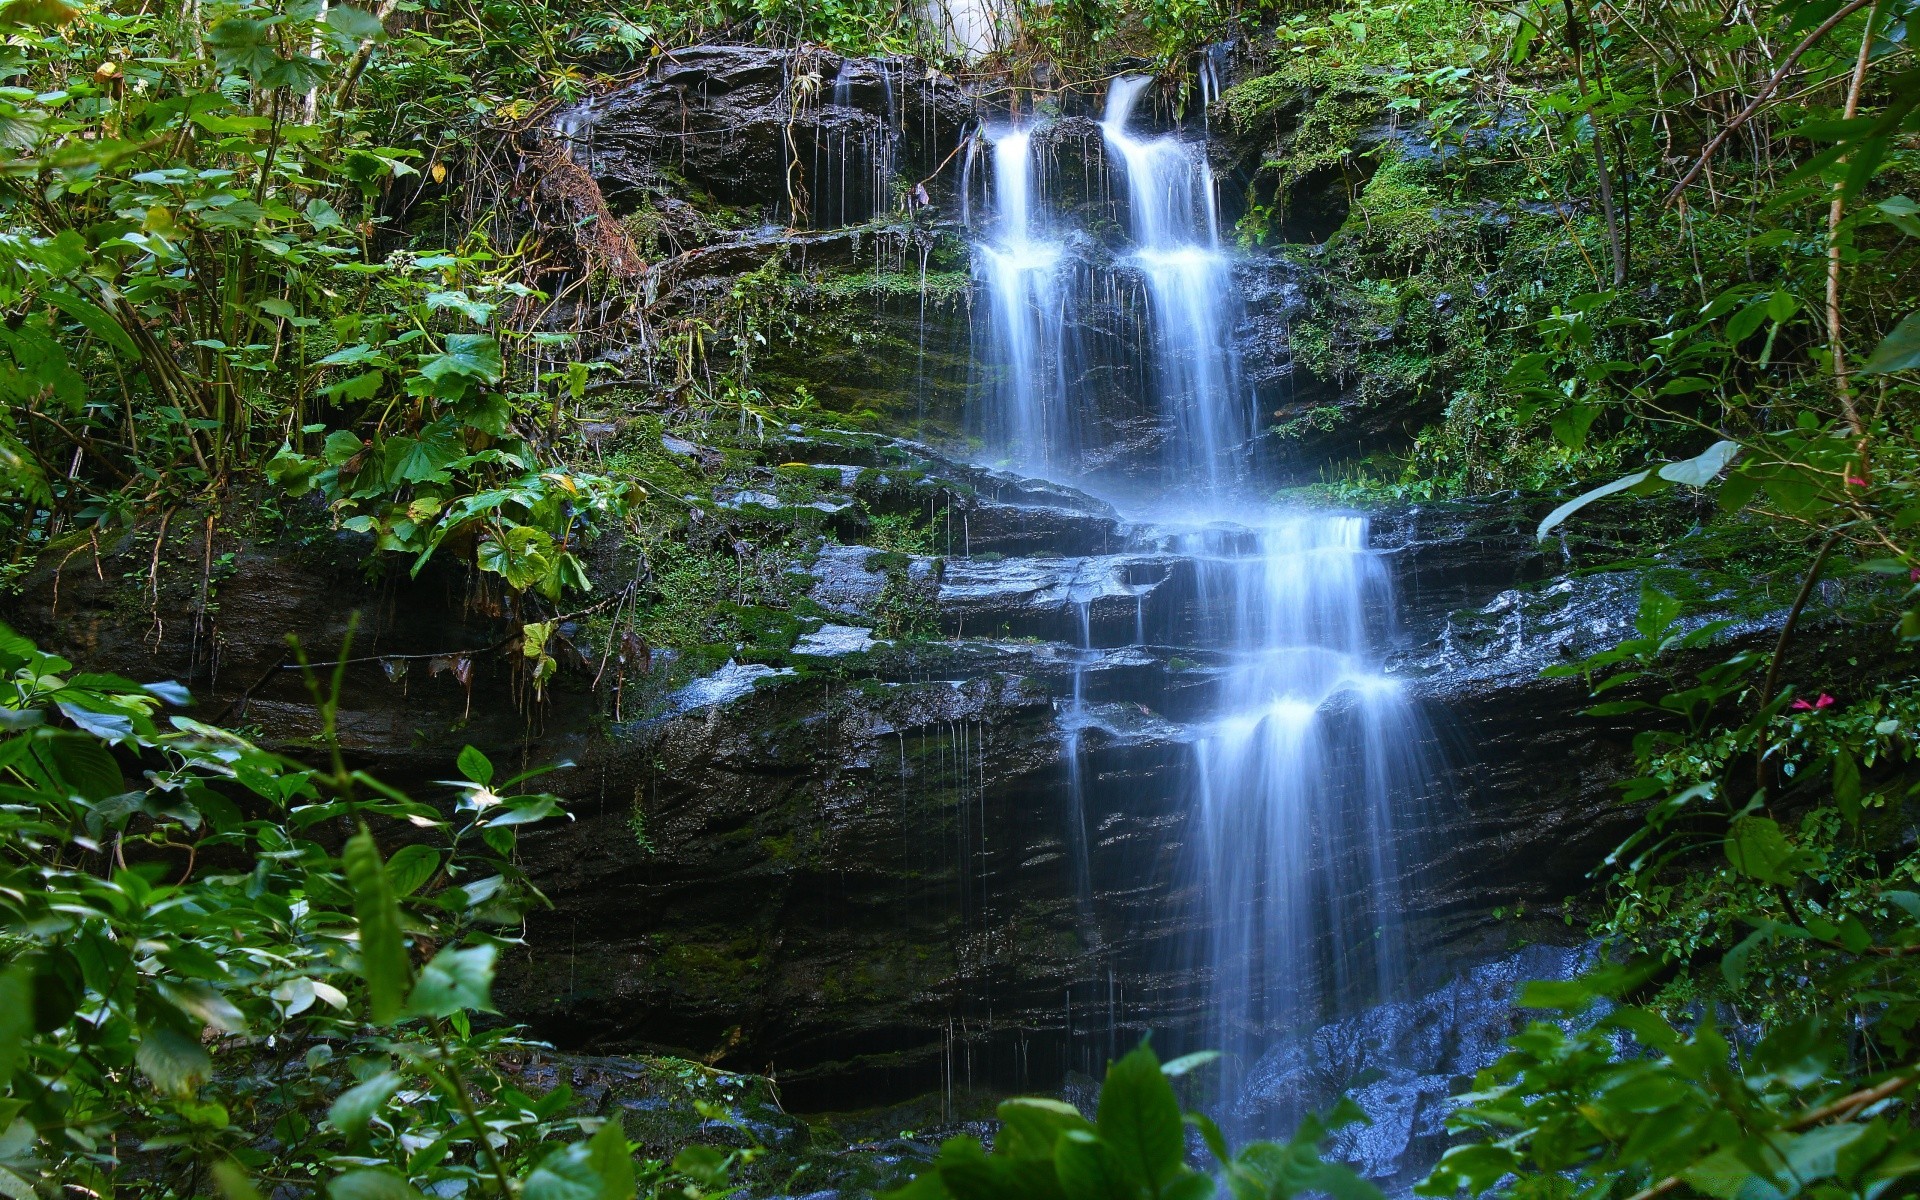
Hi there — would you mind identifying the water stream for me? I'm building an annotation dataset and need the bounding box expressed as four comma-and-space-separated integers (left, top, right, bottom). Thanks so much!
969, 77, 1431, 1138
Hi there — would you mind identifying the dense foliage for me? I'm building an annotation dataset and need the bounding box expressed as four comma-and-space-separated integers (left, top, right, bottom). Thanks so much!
0, 617, 671, 1197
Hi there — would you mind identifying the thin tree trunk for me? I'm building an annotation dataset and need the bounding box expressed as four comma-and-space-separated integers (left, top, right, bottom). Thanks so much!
1564, 0, 1628, 286
1826, 2, 1877, 436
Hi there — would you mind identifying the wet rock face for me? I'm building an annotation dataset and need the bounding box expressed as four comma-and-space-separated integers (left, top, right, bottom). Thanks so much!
1236, 944, 1597, 1188
0, 472, 1656, 1127
555, 45, 974, 226
487, 479, 1665, 1116
0, 483, 1655, 1130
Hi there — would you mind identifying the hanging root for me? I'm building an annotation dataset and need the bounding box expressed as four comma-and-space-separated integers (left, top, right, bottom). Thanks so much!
515, 135, 649, 284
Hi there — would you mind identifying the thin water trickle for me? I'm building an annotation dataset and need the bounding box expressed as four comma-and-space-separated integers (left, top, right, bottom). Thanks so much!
962, 75, 1435, 1148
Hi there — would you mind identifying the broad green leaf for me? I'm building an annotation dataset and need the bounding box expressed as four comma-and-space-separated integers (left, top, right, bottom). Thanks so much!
457, 744, 493, 785
1550, 404, 1600, 452
384, 844, 439, 896
671, 1144, 732, 1188
0, 0, 77, 27
524, 1121, 635, 1200
324, 430, 366, 464
0, 965, 32, 1082
1160, 1050, 1220, 1078
419, 334, 502, 385
1297, 1162, 1386, 1200
211, 1162, 266, 1200
328, 1070, 401, 1143
1859, 311, 1920, 375
327, 1169, 425, 1200
157, 979, 247, 1033
343, 826, 411, 1023
426, 291, 495, 324
383, 422, 463, 485
42, 289, 139, 359
56, 700, 133, 743
996, 1097, 1094, 1159
1725, 816, 1801, 885
45, 732, 123, 800
407, 944, 496, 1018
1095, 1043, 1183, 1191
1834, 746, 1862, 824
1055, 1130, 1135, 1200
137, 1027, 212, 1095
324, 4, 386, 39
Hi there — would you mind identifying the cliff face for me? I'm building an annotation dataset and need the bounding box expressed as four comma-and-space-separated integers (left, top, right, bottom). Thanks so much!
0, 461, 1656, 1114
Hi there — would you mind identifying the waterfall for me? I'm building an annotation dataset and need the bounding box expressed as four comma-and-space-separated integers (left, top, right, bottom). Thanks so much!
969, 125, 1073, 471
964, 75, 1431, 1146
1180, 518, 1427, 1139
1099, 77, 1248, 487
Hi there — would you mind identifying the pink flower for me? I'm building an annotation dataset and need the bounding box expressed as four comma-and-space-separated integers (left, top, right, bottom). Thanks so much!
1847, 475, 1868, 487
1791, 693, 1836, 711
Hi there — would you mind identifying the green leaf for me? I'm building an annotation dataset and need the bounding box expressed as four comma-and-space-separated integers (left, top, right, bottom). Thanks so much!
419, 334, 502, 385
158, 979, 247, 1033
328, 1071, 401, 1143
1055, 1130, 1135, 1200
407, 944, 496, 1018
0, 0, 79, 27
0, 965, 33, 1082
1160, 1050, 1220, 1078
1537, 469, 1653, 541
1657, 439, 1740, 487
1833, 746, 1862, 824
383, 422, 463, 486
46, 732, 124, 801
43, 289, 140, 359
324, 4, 385, 39
1725, 815, 1802, 885
1550, 404, 1600, 452
322, 370, 386, 403
455, 392, 512, 436
1096, 1042, 1183, 1191
1859, 311, 1920, 375
211, 1162, 266, 1200
137, 1027, 212, 1095
385, 844, 439, 896
996, 1097, 1094, 1160
342, 826, 411, 1023
327, 1169, 425, 1200
524, 1121, 636, 1200
323, 430, 366, 465
426, 291, 495, 324
457, 744, 494, 786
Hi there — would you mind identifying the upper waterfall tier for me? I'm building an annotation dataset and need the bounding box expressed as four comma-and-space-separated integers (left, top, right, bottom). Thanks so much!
967, 76, 1254, 491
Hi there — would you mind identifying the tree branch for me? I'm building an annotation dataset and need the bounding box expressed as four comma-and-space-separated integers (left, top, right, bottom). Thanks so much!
1663, 0, 1877, 207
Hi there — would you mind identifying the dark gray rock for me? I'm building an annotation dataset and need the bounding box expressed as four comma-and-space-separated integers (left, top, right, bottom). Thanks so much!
551, 45, 974, 228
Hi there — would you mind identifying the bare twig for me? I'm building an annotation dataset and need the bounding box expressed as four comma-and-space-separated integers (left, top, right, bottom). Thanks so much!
1825, 3, 1878, 435
1664, 0, 1877, 206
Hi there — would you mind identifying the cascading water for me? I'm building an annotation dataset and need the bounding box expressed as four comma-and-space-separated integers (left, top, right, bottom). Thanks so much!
967, 76, 1433, 1143
1180, 518, 1428, 1140
1100, 78, 1248, 486
967, 126, 1073, 471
